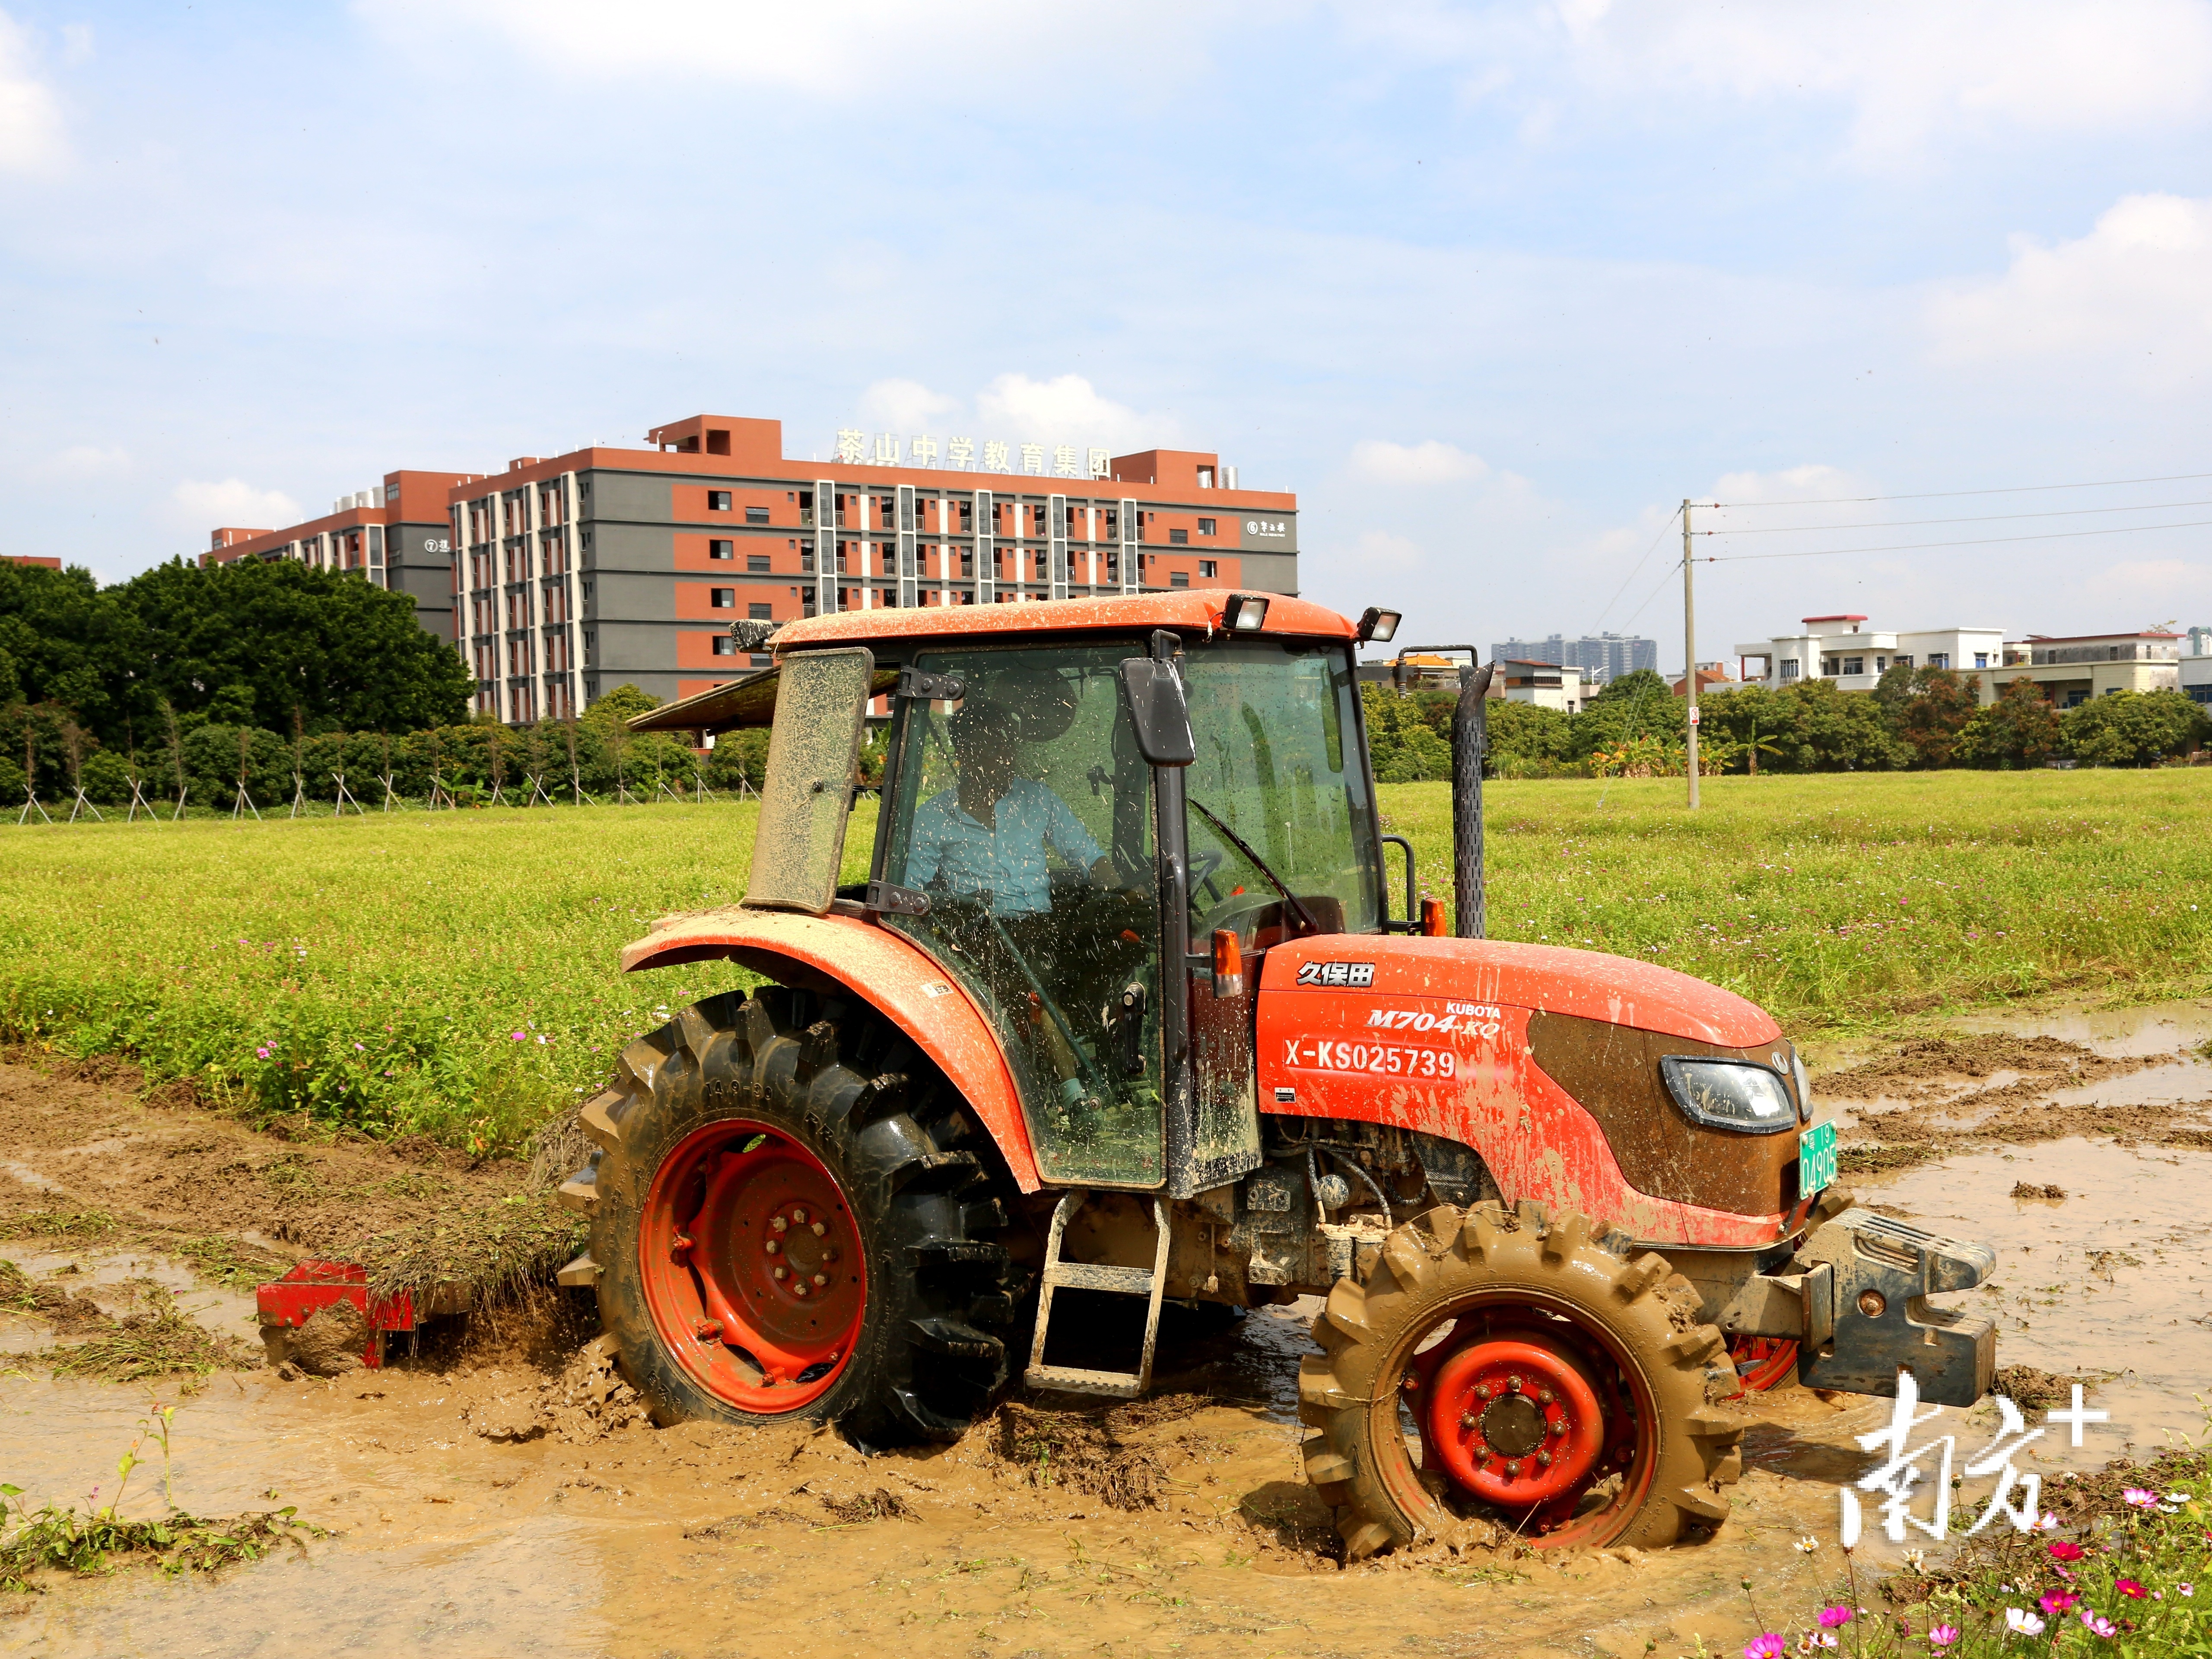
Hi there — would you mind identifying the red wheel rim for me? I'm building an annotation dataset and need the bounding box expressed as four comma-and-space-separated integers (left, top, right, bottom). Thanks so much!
638, 1120, 866, 1413
1405, 1301, 1658, 1547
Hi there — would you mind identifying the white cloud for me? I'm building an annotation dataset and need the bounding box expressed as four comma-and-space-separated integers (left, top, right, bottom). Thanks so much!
168, 479, 301, 534
973, 373, 1168, 451
48, 444, 129, 480
1347, 438, 1488, 485
1342, 0, 2212, 163
1928, 193, 2212, 379
858, 378, 958, 436
0, 10, 66, 174
1347, 528, 1426, 570
58, 23, 90, 64
1704, 464, 1869, 506
357, 0, 1236, 95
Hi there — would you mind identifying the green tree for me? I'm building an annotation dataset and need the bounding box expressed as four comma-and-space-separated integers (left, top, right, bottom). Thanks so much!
705, 728, 771, 791
1780, 678, 1910, 771
1955, 677, 2064, 768
1485, 699, 1577, 769
1898, 667, 1977, 768
584, 683, 662, 728
1698, 685, 1802, 773
2062, 689, 2211, 766
1570, 669, 1685, 760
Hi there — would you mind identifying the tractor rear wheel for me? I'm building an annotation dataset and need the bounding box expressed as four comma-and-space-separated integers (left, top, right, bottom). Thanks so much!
563, 985, 1023, 1444
1299, 1201, 1742, 1559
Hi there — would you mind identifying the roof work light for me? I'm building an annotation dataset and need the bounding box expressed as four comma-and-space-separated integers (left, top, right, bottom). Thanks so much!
1222, 594, 1271, 632
1356, 606, 1402, 644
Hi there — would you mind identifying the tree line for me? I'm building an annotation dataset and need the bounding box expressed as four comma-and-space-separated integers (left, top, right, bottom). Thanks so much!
1364, 666, 2212, 781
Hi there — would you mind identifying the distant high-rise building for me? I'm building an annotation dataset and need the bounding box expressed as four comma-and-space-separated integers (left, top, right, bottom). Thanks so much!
1489, 632, 1656, 688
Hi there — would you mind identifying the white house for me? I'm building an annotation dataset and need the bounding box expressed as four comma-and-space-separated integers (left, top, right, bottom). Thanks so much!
1733, 616, 2007, 694
2187, 627, 2212, 708
1494, 658, 1584, 714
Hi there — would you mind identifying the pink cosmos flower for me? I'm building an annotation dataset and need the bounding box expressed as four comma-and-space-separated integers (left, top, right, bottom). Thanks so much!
1817, 1607, 1853, 1629
2123, 1488, 2160, 1510
510, 1030, 525, 1041
2181, 1584, 2196, 1598
2005, 1608, 2045, 1636
2040, 1590, 2079, 1617
2048, 1540, 2086, 1562
1927, 1627, 1958, 1649
1743, 1637, 1785, 1659
2115, 1579, 2146, 1599
2078, 1609, 2118, 1639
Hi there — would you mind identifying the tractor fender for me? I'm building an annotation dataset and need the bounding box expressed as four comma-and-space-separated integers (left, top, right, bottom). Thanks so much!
620, 907, 1042, 1192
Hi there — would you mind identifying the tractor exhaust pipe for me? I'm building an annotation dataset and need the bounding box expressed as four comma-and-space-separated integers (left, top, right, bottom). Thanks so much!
1452, 661, 1494, 939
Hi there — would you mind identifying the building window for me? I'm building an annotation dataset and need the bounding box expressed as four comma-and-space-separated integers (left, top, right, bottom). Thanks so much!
751, 653, 772, 668
712, 636, 737, 657
1894, 654, 1913, 670
707, 490, 732, 512
1780, 658, 1800, 681
1841, 656, 1864, 676
747, 553, 771, 573
748, 602, 772, 620
745, 505, 769, 524
1198, 560, 1217, 578
1170, 571, 1191, 588
1169, 528, 1189, 545
1198, 518, 1215, 536
710, 588, 735, 609
1929, 652, 1949, 669
1974, 652, 1991, 668
709, 539, 733, 559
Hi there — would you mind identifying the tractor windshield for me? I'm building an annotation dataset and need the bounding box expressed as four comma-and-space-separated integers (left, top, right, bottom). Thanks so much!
879, 643, 1166, 1190
1180, 640, 1382, 945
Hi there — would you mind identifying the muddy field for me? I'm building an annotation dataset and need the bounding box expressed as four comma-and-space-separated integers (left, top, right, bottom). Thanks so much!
4, 1001, 2212, 1659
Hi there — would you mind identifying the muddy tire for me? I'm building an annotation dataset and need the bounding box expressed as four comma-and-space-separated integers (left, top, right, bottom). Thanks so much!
565, 984, 1023, 1444
1298, 1201, 1741, 1560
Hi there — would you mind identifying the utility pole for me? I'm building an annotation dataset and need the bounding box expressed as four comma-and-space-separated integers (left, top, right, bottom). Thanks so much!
1683, 499, 1699, 809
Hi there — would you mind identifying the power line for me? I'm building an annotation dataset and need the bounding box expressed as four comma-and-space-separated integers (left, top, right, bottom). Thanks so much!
1702, 516, 2212, 564
1693, 496, 2212, 536
1620, 555, 1685, 631
1593, 503, 1682, 631
1699, 467, 2212, 509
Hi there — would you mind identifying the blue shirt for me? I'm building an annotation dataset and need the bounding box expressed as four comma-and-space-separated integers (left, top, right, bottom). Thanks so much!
903, 776, 1106, 916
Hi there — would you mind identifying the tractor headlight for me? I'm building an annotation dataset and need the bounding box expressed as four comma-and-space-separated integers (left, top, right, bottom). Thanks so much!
1659, 1056, 1797, 1135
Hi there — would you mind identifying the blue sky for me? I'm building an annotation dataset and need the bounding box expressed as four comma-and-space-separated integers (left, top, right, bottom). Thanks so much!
3, 1, 2209, 667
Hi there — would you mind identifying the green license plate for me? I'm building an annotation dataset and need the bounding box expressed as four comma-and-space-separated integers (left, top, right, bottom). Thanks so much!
1799, 1120, 1839, 1195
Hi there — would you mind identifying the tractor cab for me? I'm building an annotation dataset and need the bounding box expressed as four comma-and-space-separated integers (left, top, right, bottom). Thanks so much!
676, 596, 1387, 1201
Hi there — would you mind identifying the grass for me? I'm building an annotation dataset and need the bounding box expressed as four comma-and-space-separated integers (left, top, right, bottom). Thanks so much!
0, 1405, 321, 1592
1386, 769, 2212, 1038
1, 774, 2207, 1154
43, 1285, 260, 1389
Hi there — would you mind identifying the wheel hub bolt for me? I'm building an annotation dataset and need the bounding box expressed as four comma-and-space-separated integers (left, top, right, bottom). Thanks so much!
764, 1239, 780, 1255
792, 1208, 810, 1225
694, 1318, 722, 1340
772, 1266, 788, 1281
823, 1247, 840, 1263
1401, 1375, 1419, 1393
811, 1273, 828, 1287
811, 1221, 827, 1237
1475, 1382, 1494, 1399
1536, 1451, 1552, 1468
1538, 1388, 1554, 1404
1504, 1460, 1521, 1477
1507, 1376, 1522, 1393
1459, 1412, 1478, 1432
793, 1280, 810, 1297
771, 1216, 789, 1234
671, 1233, 694, 1262
1548, 1418, 1567, 1437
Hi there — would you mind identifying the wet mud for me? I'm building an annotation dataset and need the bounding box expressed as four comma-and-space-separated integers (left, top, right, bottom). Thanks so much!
3, 1002, 2210, 1657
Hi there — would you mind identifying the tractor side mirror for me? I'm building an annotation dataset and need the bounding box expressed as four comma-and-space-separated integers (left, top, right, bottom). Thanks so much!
1116, 658, 1195, 767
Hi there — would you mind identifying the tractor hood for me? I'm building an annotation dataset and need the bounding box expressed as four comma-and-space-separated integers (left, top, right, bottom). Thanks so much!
1259, 934, 1781, 1049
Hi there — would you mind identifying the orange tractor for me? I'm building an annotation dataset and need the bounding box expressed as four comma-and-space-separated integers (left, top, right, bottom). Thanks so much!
559, 591, 1995, 1556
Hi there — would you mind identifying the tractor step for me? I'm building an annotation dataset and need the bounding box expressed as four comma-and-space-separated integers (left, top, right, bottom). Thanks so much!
1023, 1189, 1171, 1400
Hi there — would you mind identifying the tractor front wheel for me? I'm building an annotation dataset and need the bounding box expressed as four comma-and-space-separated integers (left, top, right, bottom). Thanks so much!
566, 985, 1023, 1445
1299, 1201, 1742, 1559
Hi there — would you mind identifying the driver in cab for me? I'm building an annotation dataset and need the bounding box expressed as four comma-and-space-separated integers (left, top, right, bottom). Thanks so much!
904, 700, 1123, 918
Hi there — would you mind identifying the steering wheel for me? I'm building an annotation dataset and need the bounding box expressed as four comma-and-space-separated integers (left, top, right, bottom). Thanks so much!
1188, 845, 1226, 904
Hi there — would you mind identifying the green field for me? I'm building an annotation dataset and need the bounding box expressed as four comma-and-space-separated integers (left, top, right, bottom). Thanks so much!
2, 769, 2206, 1150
